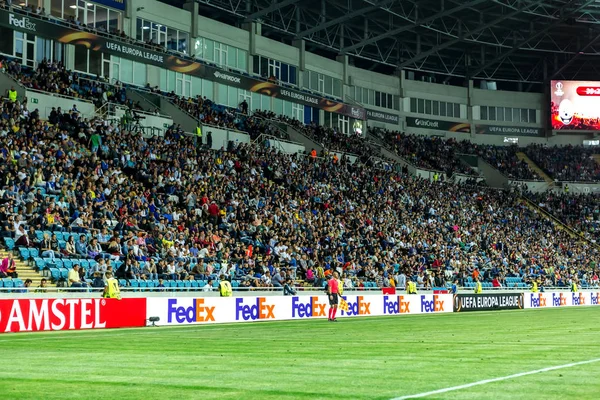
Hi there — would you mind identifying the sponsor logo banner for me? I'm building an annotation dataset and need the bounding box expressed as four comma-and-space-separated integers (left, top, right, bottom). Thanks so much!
0, 298, 146, 333
366, 109, 400, 125
454, 293, 523, 312
406, 117, 471, 133
524, 292, 600, 309
0, 9, 363, 119
147, 294, 454, 326
475, 124, 543, 136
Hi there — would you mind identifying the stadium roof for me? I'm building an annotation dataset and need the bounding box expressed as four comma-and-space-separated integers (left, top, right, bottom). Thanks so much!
183, 0, 600, 84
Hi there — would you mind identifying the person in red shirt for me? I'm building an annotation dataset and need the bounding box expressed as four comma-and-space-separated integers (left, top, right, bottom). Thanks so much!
327, 271, 340, 322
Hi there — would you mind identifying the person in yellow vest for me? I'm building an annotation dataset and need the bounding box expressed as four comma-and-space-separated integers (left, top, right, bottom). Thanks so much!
564, 184, 569, 194
103, 272, 121, 299
530, 278, 538, 293
195, 125, 202, 146
407, 279, 417, 294
218, 275, 232, 297
337, 274, 344, 296
433, 172, 439, 182
7, 86, 17, 103
570, 279, 578, 293
474, 278, 482, 294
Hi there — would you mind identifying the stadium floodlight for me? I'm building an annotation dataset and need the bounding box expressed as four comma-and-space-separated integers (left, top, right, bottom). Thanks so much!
147, 317, 160, 327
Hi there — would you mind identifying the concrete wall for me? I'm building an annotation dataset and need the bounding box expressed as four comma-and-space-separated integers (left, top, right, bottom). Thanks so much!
26, 90, 95, 120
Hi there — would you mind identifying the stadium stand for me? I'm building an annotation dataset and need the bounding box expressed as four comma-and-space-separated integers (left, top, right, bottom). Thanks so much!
0, 61, 598, 294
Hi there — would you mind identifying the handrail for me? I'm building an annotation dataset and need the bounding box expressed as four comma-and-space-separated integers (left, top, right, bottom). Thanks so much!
24, 87, 94, 104
521, 194, 600, 250
253, 133, 304, 148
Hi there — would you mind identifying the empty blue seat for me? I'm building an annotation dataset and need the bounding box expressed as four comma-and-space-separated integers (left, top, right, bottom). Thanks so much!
62, 259, 73, 269
3, 238, 15, 250
118, 279, 127, 287
59, 268, 69, 280
146, 280, 155, 288
53, 259, 64, 268
49, 268, 60, 281
13, 278, 23, 288
183, 280, 192, 289
2, 279, 14, 288
18, 248, 30, 260
35, 231, 44, 241
29, 248, 39, 258
190, 280, 199, 288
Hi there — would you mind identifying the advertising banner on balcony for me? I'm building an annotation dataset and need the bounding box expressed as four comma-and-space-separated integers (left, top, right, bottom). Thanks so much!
474, 124, 544, 136
0, 9, 364, 119
366, 109, 400, 125
406, 117, 471, 133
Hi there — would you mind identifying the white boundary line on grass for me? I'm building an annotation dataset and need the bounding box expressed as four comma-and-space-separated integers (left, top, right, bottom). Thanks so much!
390, 357, 600, 400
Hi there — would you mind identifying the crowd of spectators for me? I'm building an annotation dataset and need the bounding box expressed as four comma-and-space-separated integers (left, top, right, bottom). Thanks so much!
370, 127, 476, 176
3, 58, 131, 109
527, 191, 600, 243
0, 89, 598, 291
526, 144, 600, 182
254, 110, 377, 158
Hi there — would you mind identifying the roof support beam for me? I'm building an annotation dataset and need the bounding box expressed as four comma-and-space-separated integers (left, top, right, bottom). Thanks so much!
396, 0, 548, 69
294, 0, 396, 39
244, 0, 301, 22
341, 0, 487, 54
467, 0, 597, 78
551, 31, 600, 79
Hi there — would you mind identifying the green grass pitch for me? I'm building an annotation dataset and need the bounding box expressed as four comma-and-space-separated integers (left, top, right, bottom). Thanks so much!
0, 307, 599, 400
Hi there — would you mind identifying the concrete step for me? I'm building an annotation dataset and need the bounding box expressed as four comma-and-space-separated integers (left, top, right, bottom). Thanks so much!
516, 152, 554, 185
593, 154, 600, 166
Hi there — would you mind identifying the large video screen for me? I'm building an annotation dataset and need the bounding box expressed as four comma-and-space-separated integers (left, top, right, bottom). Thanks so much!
551, 80, 600, 130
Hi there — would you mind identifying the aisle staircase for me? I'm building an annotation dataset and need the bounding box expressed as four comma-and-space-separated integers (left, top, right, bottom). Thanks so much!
521, 197, 600, 250
516, 152, 554, 185
0, 249, 55, 290
593, 154, 600, 166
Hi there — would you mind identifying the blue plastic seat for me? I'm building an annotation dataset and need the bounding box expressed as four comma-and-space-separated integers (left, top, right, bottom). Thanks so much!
2, 279, 14, 288
118, 279, 127, 287
53, 259, 64, 268
42, 257, 56, 268
18, 248, 30, 260
3, 238, 15, 250
59, 268, 69, 280
49, 268, 60, 281
29, 248, 39, 258
190, 280, 199, 288
183, 280, 192, 289
62, 259, 73, 269
13, 278, 23, 288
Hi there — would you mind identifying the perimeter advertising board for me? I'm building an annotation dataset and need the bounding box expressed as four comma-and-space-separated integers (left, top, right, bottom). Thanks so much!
0, 298, 146, 333
145, 294, 454, 326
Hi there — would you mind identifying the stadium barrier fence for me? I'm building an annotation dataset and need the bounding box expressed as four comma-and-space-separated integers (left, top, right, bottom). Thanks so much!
0, 291, 598, 333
